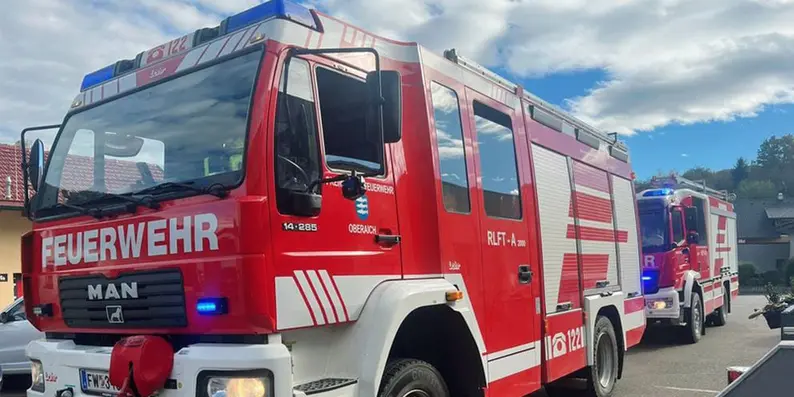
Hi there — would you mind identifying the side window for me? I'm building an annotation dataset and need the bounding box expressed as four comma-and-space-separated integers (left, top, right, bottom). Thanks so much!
473, 101, 521, 219
315, 67, 382, 174
430, 82, 470, 213
672, 209, 685, 243
274, 58, 321, 214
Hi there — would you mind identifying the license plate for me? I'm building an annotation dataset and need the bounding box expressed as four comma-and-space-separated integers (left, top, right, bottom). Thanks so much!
80, 369, 120, 396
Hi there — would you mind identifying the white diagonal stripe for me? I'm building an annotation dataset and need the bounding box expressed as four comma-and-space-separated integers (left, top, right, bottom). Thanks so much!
294, 270, 325, 325
307, 270, 337, 323
319, 270, 347, 321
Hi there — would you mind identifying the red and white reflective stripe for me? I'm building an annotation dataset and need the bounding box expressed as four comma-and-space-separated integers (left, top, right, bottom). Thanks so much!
275, 272, 396, 330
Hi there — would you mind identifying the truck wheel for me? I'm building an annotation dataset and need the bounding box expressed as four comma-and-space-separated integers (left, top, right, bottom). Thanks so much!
683, 292, 704, 343
378, 359, 450, 397
585, 316, 619, 397
713, 290, 729, 327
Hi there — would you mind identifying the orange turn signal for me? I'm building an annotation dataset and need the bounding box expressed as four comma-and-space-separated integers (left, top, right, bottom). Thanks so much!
446, 290, 464, 302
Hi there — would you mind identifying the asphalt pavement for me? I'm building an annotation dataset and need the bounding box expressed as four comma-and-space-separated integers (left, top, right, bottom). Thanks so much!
0, 296, 777, 397
613, 294, 777, 397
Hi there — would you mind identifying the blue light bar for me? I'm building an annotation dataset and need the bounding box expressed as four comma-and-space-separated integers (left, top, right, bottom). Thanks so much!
80, 64, 115, 91
223, 0, 318, 34
642, 188, 674, 197
197, 297, 228, 315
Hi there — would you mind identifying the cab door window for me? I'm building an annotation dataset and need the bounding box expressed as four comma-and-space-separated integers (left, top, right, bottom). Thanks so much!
274, 58, 321, 215
315, 67, 383, 175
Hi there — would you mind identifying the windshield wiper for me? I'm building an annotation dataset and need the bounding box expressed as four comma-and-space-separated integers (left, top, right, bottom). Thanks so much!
47, 202, 102, 218
135, 181, 230, 199
79, 191, 160, 210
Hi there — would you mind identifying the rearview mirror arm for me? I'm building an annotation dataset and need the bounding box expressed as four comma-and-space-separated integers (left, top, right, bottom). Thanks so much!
20, 124, 60, 219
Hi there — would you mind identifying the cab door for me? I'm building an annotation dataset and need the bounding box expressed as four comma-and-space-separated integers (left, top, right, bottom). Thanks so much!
267, 56, 401, 331
465, 89, 540, 396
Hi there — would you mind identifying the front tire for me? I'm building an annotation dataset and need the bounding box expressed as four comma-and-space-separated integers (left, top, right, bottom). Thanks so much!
683, 292, 704, 343
585, 316, 619, 397
378, 359, 449, 397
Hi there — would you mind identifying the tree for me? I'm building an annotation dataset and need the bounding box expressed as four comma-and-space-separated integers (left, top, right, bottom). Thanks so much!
756, 134, 794, 192
634, 179, 652, 192
711, 169, 734, 192
737, 179, 777, 199
732, 157, 749, 187
682, 166, 713, 184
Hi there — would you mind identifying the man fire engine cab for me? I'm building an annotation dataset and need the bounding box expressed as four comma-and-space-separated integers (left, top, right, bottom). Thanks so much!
19, 1, 646, 397
638, 175, 739, 343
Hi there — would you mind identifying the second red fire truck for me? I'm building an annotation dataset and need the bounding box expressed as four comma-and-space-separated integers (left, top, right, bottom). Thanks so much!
638, 175, 739, 343
19, 1, 645, 396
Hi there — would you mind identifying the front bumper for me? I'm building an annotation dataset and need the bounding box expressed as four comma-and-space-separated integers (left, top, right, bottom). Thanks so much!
645, 287, 681, 320
26, 338, 293, 397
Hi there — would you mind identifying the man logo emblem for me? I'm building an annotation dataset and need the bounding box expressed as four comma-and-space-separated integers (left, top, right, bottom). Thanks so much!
106, 306, 124, 324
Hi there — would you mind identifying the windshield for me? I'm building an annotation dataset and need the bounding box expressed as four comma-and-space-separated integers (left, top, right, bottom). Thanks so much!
34, 49, 262, 217
639, 209, 669, 253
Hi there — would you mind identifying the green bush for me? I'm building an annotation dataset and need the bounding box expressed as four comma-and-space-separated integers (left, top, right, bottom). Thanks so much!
785, 260, 794, 287
762, 270, 783, 286
739, 263, 757, 283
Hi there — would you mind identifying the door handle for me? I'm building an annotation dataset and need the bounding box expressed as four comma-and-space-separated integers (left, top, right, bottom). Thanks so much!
518, 265, 533, 284
375, 234, 401, 246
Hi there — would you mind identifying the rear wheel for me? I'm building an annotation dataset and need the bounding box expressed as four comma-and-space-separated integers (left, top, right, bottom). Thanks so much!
682, 292, 704, 343
585, 316, 619, 397
378, 359, 449, 397
713, 287, 729, 326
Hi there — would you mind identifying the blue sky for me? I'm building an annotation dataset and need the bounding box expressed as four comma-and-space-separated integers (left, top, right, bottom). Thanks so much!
514, 67, 786, 179
4, 0, 794, 186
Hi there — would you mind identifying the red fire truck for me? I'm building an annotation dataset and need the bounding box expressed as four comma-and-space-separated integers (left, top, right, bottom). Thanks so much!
19, 1, 645, 396
638, 175, 739, 343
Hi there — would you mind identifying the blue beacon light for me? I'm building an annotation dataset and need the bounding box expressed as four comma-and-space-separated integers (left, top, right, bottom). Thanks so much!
642, 188, 674, 197
197, 297, 228, 315
222, 0, 318, 34
79, 64, 115, 92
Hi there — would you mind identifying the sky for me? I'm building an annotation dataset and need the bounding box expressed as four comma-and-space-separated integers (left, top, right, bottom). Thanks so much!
3, 0, 794, 180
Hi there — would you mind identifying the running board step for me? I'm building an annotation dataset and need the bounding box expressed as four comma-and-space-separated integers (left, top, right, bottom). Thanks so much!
294, 378, 357, 395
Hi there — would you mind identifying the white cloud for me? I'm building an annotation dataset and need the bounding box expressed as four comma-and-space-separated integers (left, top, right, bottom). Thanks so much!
681, 153, 689, 157
0, 0, 231, 144
5, 0, 794, 149
316, 0, 794, 134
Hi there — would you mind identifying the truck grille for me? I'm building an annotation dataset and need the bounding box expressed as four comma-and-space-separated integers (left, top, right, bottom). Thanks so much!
59, 269, 187, 328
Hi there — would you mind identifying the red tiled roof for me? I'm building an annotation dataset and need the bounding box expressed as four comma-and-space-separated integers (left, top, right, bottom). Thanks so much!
0, 143, 164, 206
0, 144, 25, 207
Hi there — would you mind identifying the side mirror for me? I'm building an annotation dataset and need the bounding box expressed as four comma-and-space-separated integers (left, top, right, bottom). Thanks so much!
366, 70, 402, 144
342, 174, 366, 200
670, 242, 678, 249
0, 312, 9, 324
687, 232, 700, 245
28, 139, 45, 191
684, 206, 699, 231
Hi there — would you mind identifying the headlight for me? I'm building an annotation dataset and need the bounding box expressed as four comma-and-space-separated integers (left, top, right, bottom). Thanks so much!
202, 372, 271, 397
647, 298, 675, 310
30, 360, 45, 392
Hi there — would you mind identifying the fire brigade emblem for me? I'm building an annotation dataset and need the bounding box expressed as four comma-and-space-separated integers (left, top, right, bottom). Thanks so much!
355, 195, 369, 220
